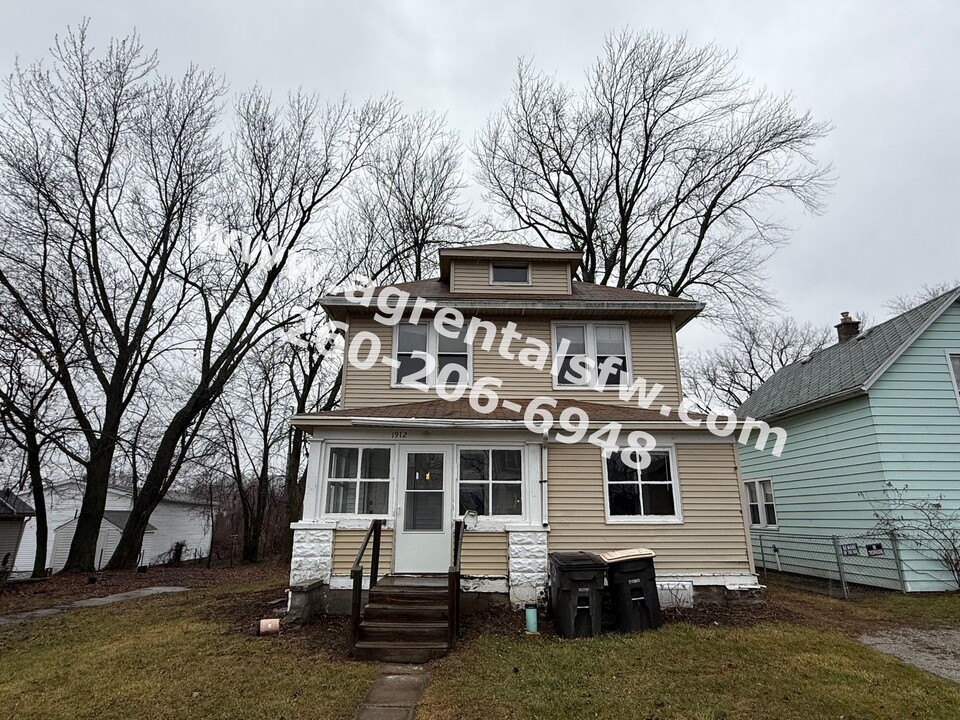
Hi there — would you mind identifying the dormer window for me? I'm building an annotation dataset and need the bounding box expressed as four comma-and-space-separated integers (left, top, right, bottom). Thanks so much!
490, 262, 530, 285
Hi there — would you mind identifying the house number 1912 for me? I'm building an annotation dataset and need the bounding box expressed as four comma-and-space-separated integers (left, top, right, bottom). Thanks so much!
391, 431, 408, 439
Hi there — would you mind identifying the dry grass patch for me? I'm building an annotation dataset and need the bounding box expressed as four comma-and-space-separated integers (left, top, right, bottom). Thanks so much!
419, 622, 960, 720
0, 577, 376, 720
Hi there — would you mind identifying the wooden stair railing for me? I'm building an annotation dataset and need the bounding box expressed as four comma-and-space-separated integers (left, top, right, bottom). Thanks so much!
448, 519, 465, 647
350, 519, 384, 646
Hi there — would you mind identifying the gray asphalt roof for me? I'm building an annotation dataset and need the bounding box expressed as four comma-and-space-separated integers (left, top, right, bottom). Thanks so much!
0, 489, 34, 517
102, 510, 157, 533
738, 287, 960, 420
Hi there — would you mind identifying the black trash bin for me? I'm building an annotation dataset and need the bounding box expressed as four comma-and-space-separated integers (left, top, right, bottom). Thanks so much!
548, 551, 606, 638
599, 548, 663, 632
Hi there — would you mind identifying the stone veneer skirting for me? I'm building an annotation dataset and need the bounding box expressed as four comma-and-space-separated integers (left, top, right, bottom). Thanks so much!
507, 528, 549, 605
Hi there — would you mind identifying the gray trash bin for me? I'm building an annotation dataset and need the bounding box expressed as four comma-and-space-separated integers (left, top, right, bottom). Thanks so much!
548, 551, 606, 638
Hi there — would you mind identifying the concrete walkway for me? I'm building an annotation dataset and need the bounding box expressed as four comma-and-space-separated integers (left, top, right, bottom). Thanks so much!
0, 586, 188, 626
354, 664, 430, 720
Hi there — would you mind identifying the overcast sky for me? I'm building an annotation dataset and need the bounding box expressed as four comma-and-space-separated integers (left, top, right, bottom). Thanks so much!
2, 1, 958, 352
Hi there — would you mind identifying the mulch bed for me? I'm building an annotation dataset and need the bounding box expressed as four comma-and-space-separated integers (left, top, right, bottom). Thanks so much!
0, 562, 288, 616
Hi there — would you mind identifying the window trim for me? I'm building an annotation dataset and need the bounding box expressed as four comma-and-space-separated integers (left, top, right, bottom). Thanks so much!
550, 321, 633, 390
601, 445, 683, 525
321, 444, 395, 518
946, 350, 960, 410
744, 478, 778, 529
391, 320, 473, 389
454, 444, 526, 522
489, 261, 532, 286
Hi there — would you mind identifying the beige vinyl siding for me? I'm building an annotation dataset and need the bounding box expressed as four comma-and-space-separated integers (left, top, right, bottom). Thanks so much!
332, 528, 395, 575
460, 531, 508, 575
547, 442, 751, 574
451, 259, 571, 295
342, 315, 681, 408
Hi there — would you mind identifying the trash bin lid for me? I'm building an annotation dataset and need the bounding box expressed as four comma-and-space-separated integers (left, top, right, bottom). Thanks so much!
597, 547, 656, 563
549, 551, 606, 570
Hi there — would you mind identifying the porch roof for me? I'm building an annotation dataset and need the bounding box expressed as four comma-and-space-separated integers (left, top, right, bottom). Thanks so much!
291, 398, 711, 430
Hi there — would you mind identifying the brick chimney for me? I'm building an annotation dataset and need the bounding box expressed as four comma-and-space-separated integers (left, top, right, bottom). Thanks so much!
835, 312, 861, 342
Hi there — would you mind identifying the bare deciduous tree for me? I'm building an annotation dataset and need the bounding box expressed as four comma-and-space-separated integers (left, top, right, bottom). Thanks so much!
684, 312, 832, 412
867, 483, 960, 590
0, 25, 223, 571
345, 111, 472, 284
206, 339, 291, 562
106, 88, 399, 569
476, 30, 832, 322
885, 281, 959, 315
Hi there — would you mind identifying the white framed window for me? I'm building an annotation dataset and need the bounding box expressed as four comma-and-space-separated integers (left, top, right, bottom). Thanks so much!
490, 262, 530, 285
394, 320, 470, 387
325, 447, 392, 515
551, 322, 630, 388
745, 478, 778, 528
947, 351, 960, 407
457, 447, 523, 517
603, 449, 682, 523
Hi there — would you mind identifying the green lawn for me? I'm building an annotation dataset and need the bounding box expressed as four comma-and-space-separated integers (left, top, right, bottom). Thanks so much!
0, 580, 376, 720
418, 588, 960, 720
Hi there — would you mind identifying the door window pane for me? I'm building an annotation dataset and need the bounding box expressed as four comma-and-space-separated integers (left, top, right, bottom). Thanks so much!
405, 491, 443, 531
407, 453, 443, 490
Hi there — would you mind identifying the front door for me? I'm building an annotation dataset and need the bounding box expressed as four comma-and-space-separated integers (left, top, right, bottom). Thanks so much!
394, 447, 451, 573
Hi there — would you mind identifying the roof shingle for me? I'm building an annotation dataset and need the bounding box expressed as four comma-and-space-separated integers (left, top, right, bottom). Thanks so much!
738, 288, 960, 420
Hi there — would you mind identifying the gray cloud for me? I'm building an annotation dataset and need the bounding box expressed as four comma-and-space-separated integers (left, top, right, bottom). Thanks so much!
2, 1, 957, 350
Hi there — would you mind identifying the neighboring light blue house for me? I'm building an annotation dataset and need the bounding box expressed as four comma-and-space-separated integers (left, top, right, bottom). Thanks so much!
738, 286, 960, 592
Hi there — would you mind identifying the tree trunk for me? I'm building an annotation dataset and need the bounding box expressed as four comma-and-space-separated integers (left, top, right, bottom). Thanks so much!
25, 427, 48, 578
281, 427, 305, 561
61, 439, 116, 572
105, 407, 193, 569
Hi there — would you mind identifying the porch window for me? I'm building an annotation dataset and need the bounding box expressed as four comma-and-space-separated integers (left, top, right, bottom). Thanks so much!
395, 321, 469, 386
604, 450, 679, 520
553, 322, 628, 387
458, 448, 522, 516
745, 479, 777, 528
325, 447, 391, 515
491, 262, 530, 284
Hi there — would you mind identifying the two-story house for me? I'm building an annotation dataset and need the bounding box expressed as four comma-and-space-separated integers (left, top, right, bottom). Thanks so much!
287, 243, 761, 658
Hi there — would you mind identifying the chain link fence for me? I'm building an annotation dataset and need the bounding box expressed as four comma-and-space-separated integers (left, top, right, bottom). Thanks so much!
752, 530, 906, 599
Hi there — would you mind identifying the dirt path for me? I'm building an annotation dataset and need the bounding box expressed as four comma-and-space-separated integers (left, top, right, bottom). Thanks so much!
860, 627, 960, 684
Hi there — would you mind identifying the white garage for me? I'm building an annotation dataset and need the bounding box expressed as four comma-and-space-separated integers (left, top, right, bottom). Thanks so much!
15, 482, 212, 574
50, 511, 158, 572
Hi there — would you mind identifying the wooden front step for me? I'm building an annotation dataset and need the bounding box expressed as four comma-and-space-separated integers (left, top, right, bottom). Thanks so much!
353, 640, 450, 663
352, 574, 454, 663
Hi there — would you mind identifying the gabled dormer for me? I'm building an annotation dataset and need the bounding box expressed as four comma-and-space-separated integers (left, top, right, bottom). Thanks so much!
440, 243, 580, 295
